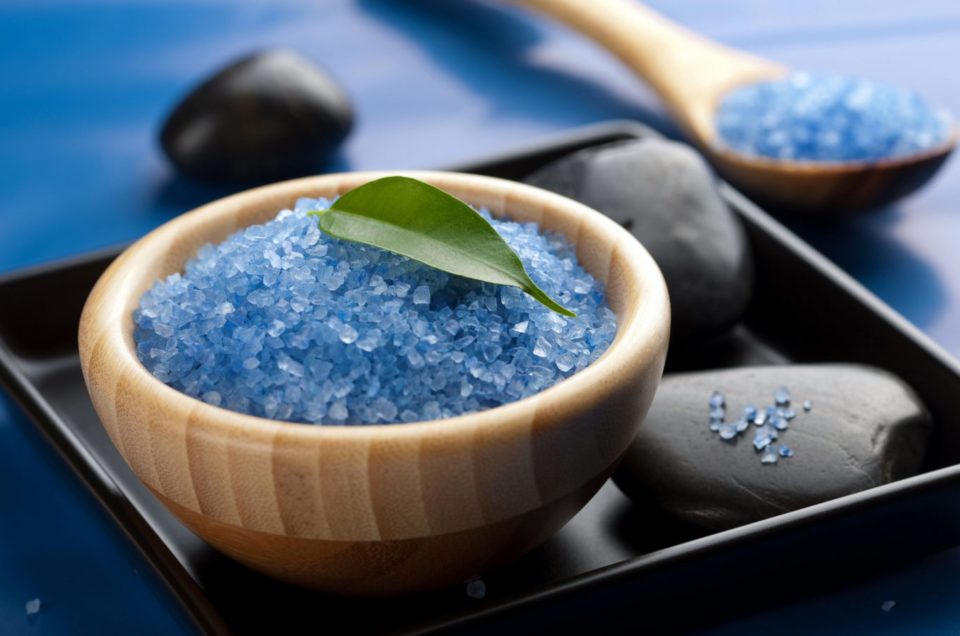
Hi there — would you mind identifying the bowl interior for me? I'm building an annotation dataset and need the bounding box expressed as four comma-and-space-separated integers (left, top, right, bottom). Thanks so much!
111, 171, 665, 430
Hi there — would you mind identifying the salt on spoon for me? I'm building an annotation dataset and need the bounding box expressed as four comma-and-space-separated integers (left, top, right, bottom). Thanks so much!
514, 0, 957, 213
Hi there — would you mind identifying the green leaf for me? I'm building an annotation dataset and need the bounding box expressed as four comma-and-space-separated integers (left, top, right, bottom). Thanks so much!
309, 176, 575, 317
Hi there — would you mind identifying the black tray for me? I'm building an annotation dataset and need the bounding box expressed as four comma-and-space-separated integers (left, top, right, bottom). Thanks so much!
3, 121, 960, 635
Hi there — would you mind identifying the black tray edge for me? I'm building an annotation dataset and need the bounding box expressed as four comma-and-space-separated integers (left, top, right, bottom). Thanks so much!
723, 182, 960, 381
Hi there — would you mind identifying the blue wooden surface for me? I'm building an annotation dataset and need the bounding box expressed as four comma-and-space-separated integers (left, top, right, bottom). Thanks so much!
1, 1, 959, 633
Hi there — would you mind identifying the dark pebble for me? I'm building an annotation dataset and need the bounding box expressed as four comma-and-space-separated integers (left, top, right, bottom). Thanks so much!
613, 364, 932, 530
525, 138, 753, 344
160, 50, 354, 183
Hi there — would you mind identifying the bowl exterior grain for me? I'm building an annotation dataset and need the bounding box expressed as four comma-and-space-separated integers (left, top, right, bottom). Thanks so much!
78, 171, 670, 595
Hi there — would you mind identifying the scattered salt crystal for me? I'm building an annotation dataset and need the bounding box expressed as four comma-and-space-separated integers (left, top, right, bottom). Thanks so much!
881, 600, 896, 613
25, 598, 40, 616
753, 432, 773, 452
465, 579, 487, 600
706, 385, 812, 465
709, 391, 725, 409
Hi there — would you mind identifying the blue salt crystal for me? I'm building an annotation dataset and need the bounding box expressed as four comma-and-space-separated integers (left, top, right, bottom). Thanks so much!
134, 201, 616, 424
719, 423, 737, 441
803, 399, 813, 412
329, 401, 349, 421
734, 418, 750, 434
481, 343, 502, 363
771, 416, 789, 431
412, 285, 431, 306
709, 406, 725, 422
716, 72, 952, 162
555, 352, 576, 373
778, 445, 794, 458
754, 410, 767, 426
24, 598, 40, 616
774, 386, 791, 406
709, 421, 721, 432
465, 579, 487, 600
532, 336, 553, 358
709, 391, 725, 409
780, 408, 796, 421
743, 405, 757, 421
761, 450, 779, 465
336, 323, 359, 345
753, 431, 773, 451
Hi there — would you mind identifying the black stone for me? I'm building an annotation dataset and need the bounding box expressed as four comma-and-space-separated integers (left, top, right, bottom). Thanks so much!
525, 139, 753, 344
160, 50, 354, 183
613, 364, 932, 530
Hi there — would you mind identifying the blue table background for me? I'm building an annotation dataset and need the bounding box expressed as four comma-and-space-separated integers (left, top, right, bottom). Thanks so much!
2, 1, 959, 633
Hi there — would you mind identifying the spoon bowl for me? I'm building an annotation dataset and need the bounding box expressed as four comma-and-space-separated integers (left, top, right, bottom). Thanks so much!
516, 0, 956, 213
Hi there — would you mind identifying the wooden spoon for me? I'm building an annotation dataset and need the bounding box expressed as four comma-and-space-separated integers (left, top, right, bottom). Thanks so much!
515, 0, 956, 214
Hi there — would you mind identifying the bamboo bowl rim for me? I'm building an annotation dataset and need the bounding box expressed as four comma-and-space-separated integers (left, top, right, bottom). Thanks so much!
80, 171, 669, 445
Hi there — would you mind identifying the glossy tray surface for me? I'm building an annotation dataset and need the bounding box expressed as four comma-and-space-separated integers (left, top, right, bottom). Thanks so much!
2, 122, 960, 634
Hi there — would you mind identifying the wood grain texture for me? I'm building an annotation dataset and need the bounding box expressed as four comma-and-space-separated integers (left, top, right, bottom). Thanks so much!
515, 0, 956, 213
78, 171, 670, 594
516, 0, 785, 148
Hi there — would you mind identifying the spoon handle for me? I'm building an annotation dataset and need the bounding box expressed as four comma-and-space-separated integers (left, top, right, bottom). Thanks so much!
514, 0, 784, 142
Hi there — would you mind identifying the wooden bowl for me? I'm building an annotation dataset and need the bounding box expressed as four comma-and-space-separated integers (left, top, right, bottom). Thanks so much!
78, 171, 670, 596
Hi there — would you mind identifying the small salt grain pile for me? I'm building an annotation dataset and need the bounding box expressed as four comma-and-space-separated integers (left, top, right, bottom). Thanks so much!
134, 199, 616, 425
716, 72, 952, 162
706, 386, 809, 465
614, 365, 932, 530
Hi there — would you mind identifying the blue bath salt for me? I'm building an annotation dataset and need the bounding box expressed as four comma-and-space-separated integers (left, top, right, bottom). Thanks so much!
133, 199, 617, 425
708, 385, 809, 464
716, 72, 952, 162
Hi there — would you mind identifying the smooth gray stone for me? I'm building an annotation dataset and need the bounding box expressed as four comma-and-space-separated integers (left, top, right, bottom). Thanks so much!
613, 364, 932, 530
525, 138, 753, 344
161, 50, 353, 183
